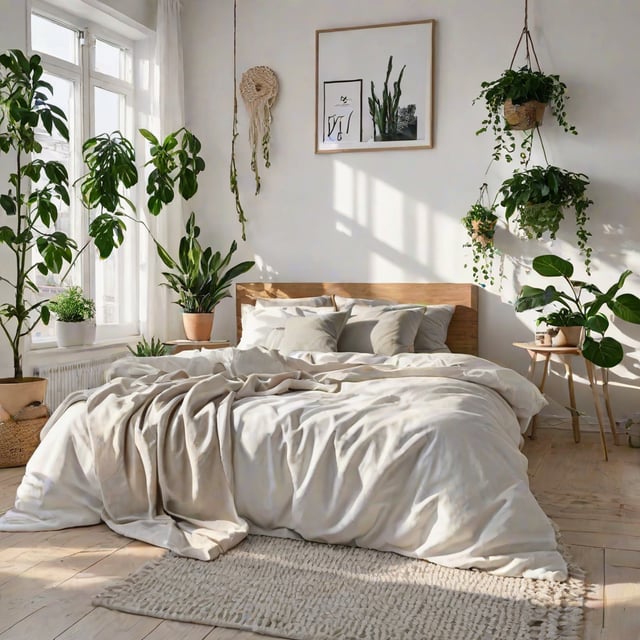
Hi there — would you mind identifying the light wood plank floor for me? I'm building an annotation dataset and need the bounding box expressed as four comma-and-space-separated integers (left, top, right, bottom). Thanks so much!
0, 427, 638, 639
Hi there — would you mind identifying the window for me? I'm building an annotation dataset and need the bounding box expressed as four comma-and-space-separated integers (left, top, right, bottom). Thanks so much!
29, 8, 138, 344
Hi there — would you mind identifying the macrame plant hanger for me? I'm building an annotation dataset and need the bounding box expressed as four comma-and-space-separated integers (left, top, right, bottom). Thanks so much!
507, 0, 549, 165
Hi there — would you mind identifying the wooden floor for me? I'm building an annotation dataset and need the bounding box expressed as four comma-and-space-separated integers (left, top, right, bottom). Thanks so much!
0, 427, 638, 639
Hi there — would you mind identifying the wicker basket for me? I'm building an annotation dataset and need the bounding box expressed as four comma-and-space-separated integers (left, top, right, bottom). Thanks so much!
503, 99, 546, 130
0, 416, 48, 468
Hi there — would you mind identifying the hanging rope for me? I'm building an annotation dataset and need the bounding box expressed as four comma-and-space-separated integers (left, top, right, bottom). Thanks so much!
230, 0, 247, 240
240, 66, 278, 195
509, 0, 542, 71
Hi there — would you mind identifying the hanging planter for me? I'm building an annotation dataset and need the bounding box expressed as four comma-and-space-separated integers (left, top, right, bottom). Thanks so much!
503, 98, 546, 130
498, 165, 593, 272
462, 185, 500, 287
473, 0, 577, 164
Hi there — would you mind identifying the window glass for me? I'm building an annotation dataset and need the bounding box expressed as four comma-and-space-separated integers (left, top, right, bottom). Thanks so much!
31, 14, 78, 64
94, 38, 124, 79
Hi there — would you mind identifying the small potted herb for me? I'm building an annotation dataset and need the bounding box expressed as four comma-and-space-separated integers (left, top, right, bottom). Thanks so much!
474, 66, 577, 163
462, 201, 499, 287
535, 307, 585, 347
499, 165, 593, 272
48, 286, 96, 347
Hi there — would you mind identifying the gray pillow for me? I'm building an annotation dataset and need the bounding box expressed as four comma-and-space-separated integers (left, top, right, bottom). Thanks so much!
255, 295, 334, 308
277, 311, 350, 354
338, 307, 425, 356
414, 304, 455, 353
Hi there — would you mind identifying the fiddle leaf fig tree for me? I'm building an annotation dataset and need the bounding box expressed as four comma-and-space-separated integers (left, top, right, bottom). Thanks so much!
515, 254, 640, 368
0, 50, 77, 378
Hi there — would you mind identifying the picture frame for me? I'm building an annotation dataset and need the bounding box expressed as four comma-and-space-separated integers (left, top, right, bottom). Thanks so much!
315, 19, 435, 154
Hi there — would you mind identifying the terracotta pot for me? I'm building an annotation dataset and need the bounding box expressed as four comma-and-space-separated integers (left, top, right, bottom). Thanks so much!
503, 99, 546, 130
0, 377, 48, 418
552, 326, 584, 347
55, 319, 96, 347
182, 312, 214, 341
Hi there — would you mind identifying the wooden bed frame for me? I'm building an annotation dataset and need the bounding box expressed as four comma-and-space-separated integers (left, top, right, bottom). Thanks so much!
236, 282, 479, 355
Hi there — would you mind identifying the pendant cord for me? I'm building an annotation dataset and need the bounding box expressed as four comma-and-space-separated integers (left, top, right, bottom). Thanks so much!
509, 0, 542, 72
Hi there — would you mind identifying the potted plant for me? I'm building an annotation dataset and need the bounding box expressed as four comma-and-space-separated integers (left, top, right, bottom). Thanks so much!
515, 254, 640, 367
157, 212, 255, 341
0, 48, 205, 418
127, 336, 169, 357
462, 202, 499, 287
534, 307, 585, 347
474, 66, 577, 163
620, 414, 640, 448
48, 286, 96, 347
368, 55, 406, 141
499, 165, 593, 272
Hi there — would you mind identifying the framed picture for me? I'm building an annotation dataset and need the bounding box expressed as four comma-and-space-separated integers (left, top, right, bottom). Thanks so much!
323, 79, 362, 144
315, 19, 435, 153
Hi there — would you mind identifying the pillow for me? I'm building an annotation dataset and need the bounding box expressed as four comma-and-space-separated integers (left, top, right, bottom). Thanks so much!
277, 311, 350, 354
334, 296, 455, 353
414, 304, 455, 353
338, 306, 425, 356
238, 305, 336, 349
334, 295, 394, 311
255, 295, 334, 308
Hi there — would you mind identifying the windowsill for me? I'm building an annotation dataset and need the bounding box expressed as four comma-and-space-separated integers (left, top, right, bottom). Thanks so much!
27, 337, 139, 361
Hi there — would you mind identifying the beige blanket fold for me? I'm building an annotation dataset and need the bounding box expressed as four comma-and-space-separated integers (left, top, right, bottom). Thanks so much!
78, 362, 335, 560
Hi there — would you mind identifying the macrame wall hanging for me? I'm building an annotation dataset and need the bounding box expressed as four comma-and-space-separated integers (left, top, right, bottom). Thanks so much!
240, 65, 278, 195
230, 0, 279, 241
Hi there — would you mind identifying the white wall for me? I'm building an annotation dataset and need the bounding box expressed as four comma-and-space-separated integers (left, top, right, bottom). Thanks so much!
182, 0, 640, 422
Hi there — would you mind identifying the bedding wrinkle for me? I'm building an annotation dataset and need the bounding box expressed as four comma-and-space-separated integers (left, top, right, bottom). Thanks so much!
0, 347, 564, 579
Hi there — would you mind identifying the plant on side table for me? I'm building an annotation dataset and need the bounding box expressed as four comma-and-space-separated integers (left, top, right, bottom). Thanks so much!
48, 286, 96, 348
157, 212, 255, 341
499, 165, 593, 272
515, 254, 640, 368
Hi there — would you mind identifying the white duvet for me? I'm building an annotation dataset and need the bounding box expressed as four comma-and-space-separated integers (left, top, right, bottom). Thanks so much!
0, 348, 566, 580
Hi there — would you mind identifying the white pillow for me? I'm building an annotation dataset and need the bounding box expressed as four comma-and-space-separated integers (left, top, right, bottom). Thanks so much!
238, 305, 336, 349
334, 295, 394, 311
255, 295, 334, 308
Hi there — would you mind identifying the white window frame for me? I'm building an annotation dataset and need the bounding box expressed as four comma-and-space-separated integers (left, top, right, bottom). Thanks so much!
28, 1, 140, 347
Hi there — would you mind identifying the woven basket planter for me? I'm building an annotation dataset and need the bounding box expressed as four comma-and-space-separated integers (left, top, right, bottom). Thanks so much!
503, 99, 546, 130
0, 416, 47, 468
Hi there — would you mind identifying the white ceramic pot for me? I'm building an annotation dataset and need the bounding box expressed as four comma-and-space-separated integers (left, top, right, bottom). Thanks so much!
55, 319, 96, 347
627, 423, 640, 448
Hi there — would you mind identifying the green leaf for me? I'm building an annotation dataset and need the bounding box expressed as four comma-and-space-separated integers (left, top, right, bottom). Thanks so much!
584, 313, 609, 334
532, 254, 573, 278
139, 128, 159, 145
609, 293, 640, 324
582, 336, 624, 368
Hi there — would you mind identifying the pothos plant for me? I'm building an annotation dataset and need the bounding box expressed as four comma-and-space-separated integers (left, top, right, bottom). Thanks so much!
474, 66, 577, 164
462, 193, 499, 287
498, 165, 593, 272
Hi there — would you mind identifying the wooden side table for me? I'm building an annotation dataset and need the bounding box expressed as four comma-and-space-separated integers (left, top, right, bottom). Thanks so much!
164, 340, 231, 354
513, 342, 618, 460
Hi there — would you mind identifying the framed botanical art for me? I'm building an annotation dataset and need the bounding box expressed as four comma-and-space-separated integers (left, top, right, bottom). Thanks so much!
315, 19, 435, 153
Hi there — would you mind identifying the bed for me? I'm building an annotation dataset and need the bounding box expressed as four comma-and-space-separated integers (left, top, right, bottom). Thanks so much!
0, 282, 566, 581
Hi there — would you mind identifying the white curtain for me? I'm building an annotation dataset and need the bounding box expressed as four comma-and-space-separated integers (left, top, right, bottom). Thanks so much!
138, 0, 186, 341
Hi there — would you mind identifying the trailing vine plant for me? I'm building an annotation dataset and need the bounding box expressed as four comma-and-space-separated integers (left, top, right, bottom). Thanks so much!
462, 184, 500, 287
230, 0, 247, 240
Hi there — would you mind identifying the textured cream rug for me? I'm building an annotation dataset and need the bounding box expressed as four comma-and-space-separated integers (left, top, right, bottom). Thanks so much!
93, 535, 585, 640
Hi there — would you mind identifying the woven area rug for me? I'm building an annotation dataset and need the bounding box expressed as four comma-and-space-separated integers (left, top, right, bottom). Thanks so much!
93, 535, 585, 640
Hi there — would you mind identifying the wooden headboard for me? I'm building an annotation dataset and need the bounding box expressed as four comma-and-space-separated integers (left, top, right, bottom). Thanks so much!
236, 282, 479, 355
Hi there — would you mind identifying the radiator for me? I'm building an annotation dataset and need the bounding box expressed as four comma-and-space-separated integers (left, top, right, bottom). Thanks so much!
33, 351, 128, 411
